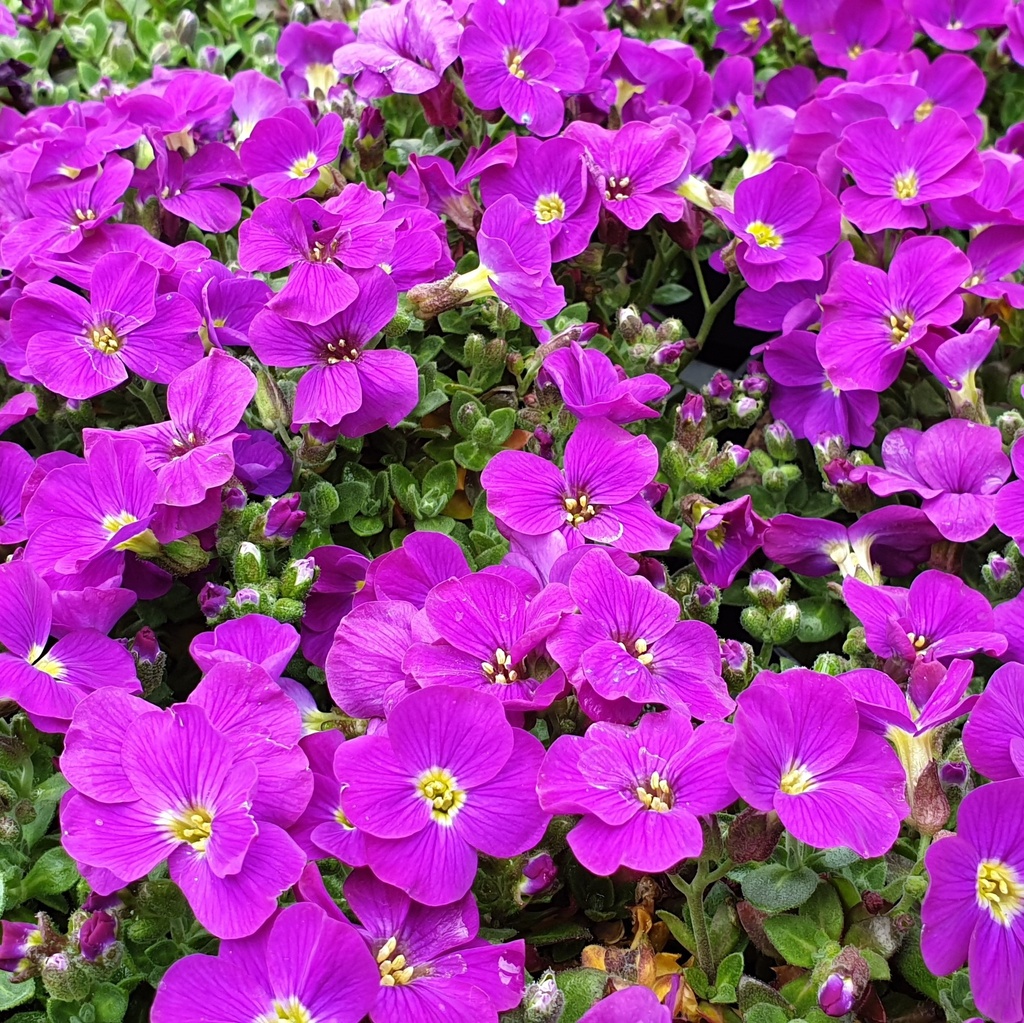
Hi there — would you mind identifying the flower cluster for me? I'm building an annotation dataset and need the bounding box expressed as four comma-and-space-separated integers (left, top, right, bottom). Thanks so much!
3, 0, 1024, 1020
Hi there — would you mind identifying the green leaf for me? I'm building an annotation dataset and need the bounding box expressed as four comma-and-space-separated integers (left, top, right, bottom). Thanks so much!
741, 864, 820, 913
657, 909, 696, 953
762, 916, 829, 969
651, 283, 693, 305
796, 597, 845, 643
91, 983, 129, 1023
715, 951, 745, 990
685, 965, 711, 1000
743, 1004, 790, 1023
0, 975, 35, 1012
860, 948, 891, 981
555, 968, 610, 1023
799, 883, 844, 942
21, 846, 80, 901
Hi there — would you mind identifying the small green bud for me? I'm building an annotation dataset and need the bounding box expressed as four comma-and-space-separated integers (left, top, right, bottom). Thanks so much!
0, 780, 19, 811
13, 799, 36, 825
306, 480, 341, 523
618, 306, 645, 344
234, 542, 266, 586
254, 369, 291, 431
764, 420, 797, 461
134, 878, 188, 919
747, 448, 774, 475
998, 409, 1024, 447
252, 31, 276, 59
812, 652, 847, 676
122, 917, 167, 943
174, 10, 198, 46
385, 312, 413, 339
271, 598, 306, 624
0, 816, 20, 844
0, 734, 30, 770
523, 969, 565, 1023
655, 318, 684, 344
740, 605, 769, 642
154, 535, 211, 577
767, 603, 801, 644
41, 953, 92, 1002
842, 626, 870, 657
1009, 372, 1024, 412
280, 557, 318, 600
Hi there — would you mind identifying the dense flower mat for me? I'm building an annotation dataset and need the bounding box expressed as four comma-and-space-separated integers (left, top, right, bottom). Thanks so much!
3, 0, 1024, 1021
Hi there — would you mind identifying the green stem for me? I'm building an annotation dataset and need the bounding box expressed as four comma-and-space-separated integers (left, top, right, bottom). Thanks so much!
20, 416, 46, 456
690, 249, 711, 311
129, 379, 164, 424
634, 247, 666, 314
693, 274, 744, 350
682, 871, 715, 977
756, 639, 774, 669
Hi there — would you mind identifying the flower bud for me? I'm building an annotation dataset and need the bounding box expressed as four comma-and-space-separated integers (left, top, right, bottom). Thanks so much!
0, 734, 29, 770
0, 816, 20, 844
812, 652, 847, 676
264, 494, 306, 542
983, 552, 1022, 598
721, 638, 754, 689
155, 535, 210, 576
739, 605, 769, 642
254, 369, 291, 432
998, 408, 1024, 447
280, 557, 317, 600
683, 582, 720, 624
519, 853, 558, 900
740, 371, 770, 398
764, 420, 797, 461
41, 952, 92, 1002
234, 541, 266, 586
198, 582, 230, 621
705, 370, 734, 404
271, 598, 306, 624
198, 45, 225, 74
617, 306, 645, 344
745, 570, 789, 611
533, 427, 555, 460
523, 969, 565, 1023
818, 973, 857, 1017
134, 878, 188, 919
306, 480, 341, 524
174, 9, 198, 47
939, 759, 969, 789
729, 395, 762, 428
233, 588, 262, 614
674, 393, 708, 451
656, 318, 685, 345
767, 603, 801, 644
727, 807, 783, 863
224, 486, 247, 514
78, 911, 117, 962
653, 340, 686, 366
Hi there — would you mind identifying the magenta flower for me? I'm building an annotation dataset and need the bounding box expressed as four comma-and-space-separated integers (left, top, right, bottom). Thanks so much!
327, 600, 417, 719
0, 392, 37, 436
189, 614, 300, 681
762, 330, 878, 447
334, 866, 526, 1023
24, 433, 160, 581
460, 0, 587, 137
713, 0, 776, 55
907, 0, 1004, 50
135, 142, 246, 234
249, 270, 417, 435
916, 319, 1000, 411
239, 108, 342, 199
810, 0, 914, 70
300, 544, 371, 667
721, 162, 841, 292
692, 495, 769, 589
60, 683, 308, 938
233, 430, 292, 497
151, 903, 379, 1023
335, 686, 549, 905
334, 0, 462, 98
230, 69, 293, 143
849, 419, 1010, 542
997, 437, 1024, 544
538, 711, 735, 874
11, 250, 202, 399
580, 988, 672, 1023
564, 120, 690, 229
964, 226, 1024, 309
733, 95, 795, 177
922, 780, 1024, 1023
177, 259, 272, 350
764, 507, 941, 581
482, 417, 679, 554
817, 236, 971, 392
276, 20, 353, 100
403, 574, 570, 712
479, 136, 601, 262
843, 571, 1007, 667
120, 351, 256, 509
548, 548, 732, 722
728, 669, 908, 857
0, 440, 33, 544
360, 531, 471, 606
836, 108, 983, 233
540, 341, 670, 424
960, 663, 1024, 782
0, 560, 139, 733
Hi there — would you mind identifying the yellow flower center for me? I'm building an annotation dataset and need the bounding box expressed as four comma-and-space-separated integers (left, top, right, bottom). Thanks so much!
780, 764, 816, 795
102, 511, 138, 535
288, 152, 319, 180
376, 936, 415, 987
506, 50, 527, 79
323, 340, 360, 366
33, 654, 65, 680
741, 150, 774, 177
617, 637, 654, 667
741, 16, 762, 36
636, 771, 673, 812
894, 171, 920, 200
481, 647, 519, 685
166, 806, 214, 853
847, 43, 863, 59
604, 175, 632, 202
535, 194, 566, 223
889, 312, 915, 345
74, 207, 96, 224
915, 100, 935, 122
333, 806, 356, 830
417, 767, 466, 826
89, 325, 122, 355
563, 493, 598, 527
305, 63, 339, 100
258, 996, 314, 1023
747, 220, 783, 249
977, 860, 1024, 926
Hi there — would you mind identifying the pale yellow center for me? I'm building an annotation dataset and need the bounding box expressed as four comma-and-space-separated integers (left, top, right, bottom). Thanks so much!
417, 767, 465, 826
89, 325, 122, 355
894, 171, 919, 200
167, 806, 214, 853
258, 996, 314, 1023
506, 50, 526, 79
978, 860, 1024, 926
915, 100, 935, 122
780, 764, 816, 795
563, 494, 597, 527
747, 221, 783, 249
535, 194, 566, 223
377, 936, 415, 987
482, 647, 519, 685
288, 152, 319, 180
889, 312, 915, 345
636, 771, 673, 812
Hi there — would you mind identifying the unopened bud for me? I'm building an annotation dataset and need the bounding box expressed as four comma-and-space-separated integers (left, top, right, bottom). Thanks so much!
764, 420, 797, 461
746, 570, 789, 611
198, 582, 230, 620
264, 494, 306, 542
234, 541, 266, 586
519, 853, 558, 900
280, 557, 317, 600
523, 969, 565, 1023
818, 973, 857, 1017
767, 603, 801, 644
727, 807, 783, 863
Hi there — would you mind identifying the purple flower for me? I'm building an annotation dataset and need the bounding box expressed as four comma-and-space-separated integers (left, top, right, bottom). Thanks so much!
176, 259, 271, 350
908, 0, 1005, 50
239, 108, 342, 199
849, 419, 1010, 542
24, 433, 160, 581
922, 779, 1024, 1023
135, 143, 246, 234
300, 545, 371, 667
360, 531, 471, 607
0, 919, 41, 975
335, 686, 549, 905
479, 136, 600, 262
460, 0, 587, 138
230, 69, 293, 143
539, 710, 735, 874
763, 507, 941, 581
762, 330, 878, 447
264, 493, 305, 541
233, 430, 292, 497
579, 987, 672, 1023
334, 0, 462, 98
963, 663, 1024, 782
692, 495, 769, 589
817, 236, 971, 392
714, 0, 777, 55
482, 417, 679, 554
0, 391, 37, 436
728, 669, 908, 857
549, 548, 732, 722
190, 614, 300, 680
540, 341, 670, 424
998, 438, 1024, 544
333, 866, 526, 1023
564, 120, 690, 229
120, 351, 255, 508
78, 911, 117, 962
721, 162, 840, 292
733, 95, 795, 178
819, 974, 858, 1017
836, 109, 983, 233
916, 319, 1000, 411
151, 902, 379, 1023
520, 853, 557, 897
810, 0, 914, 70
0, 560, 139, 733
0, 440, 32, 544
843, 571, 1007, 666
61, 673, 309, 938
276, 21, 354, 100
964, 226, 1024, 309
11, 250, 202, 399
403, 574, 570, 712
249, 269, 417, 435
